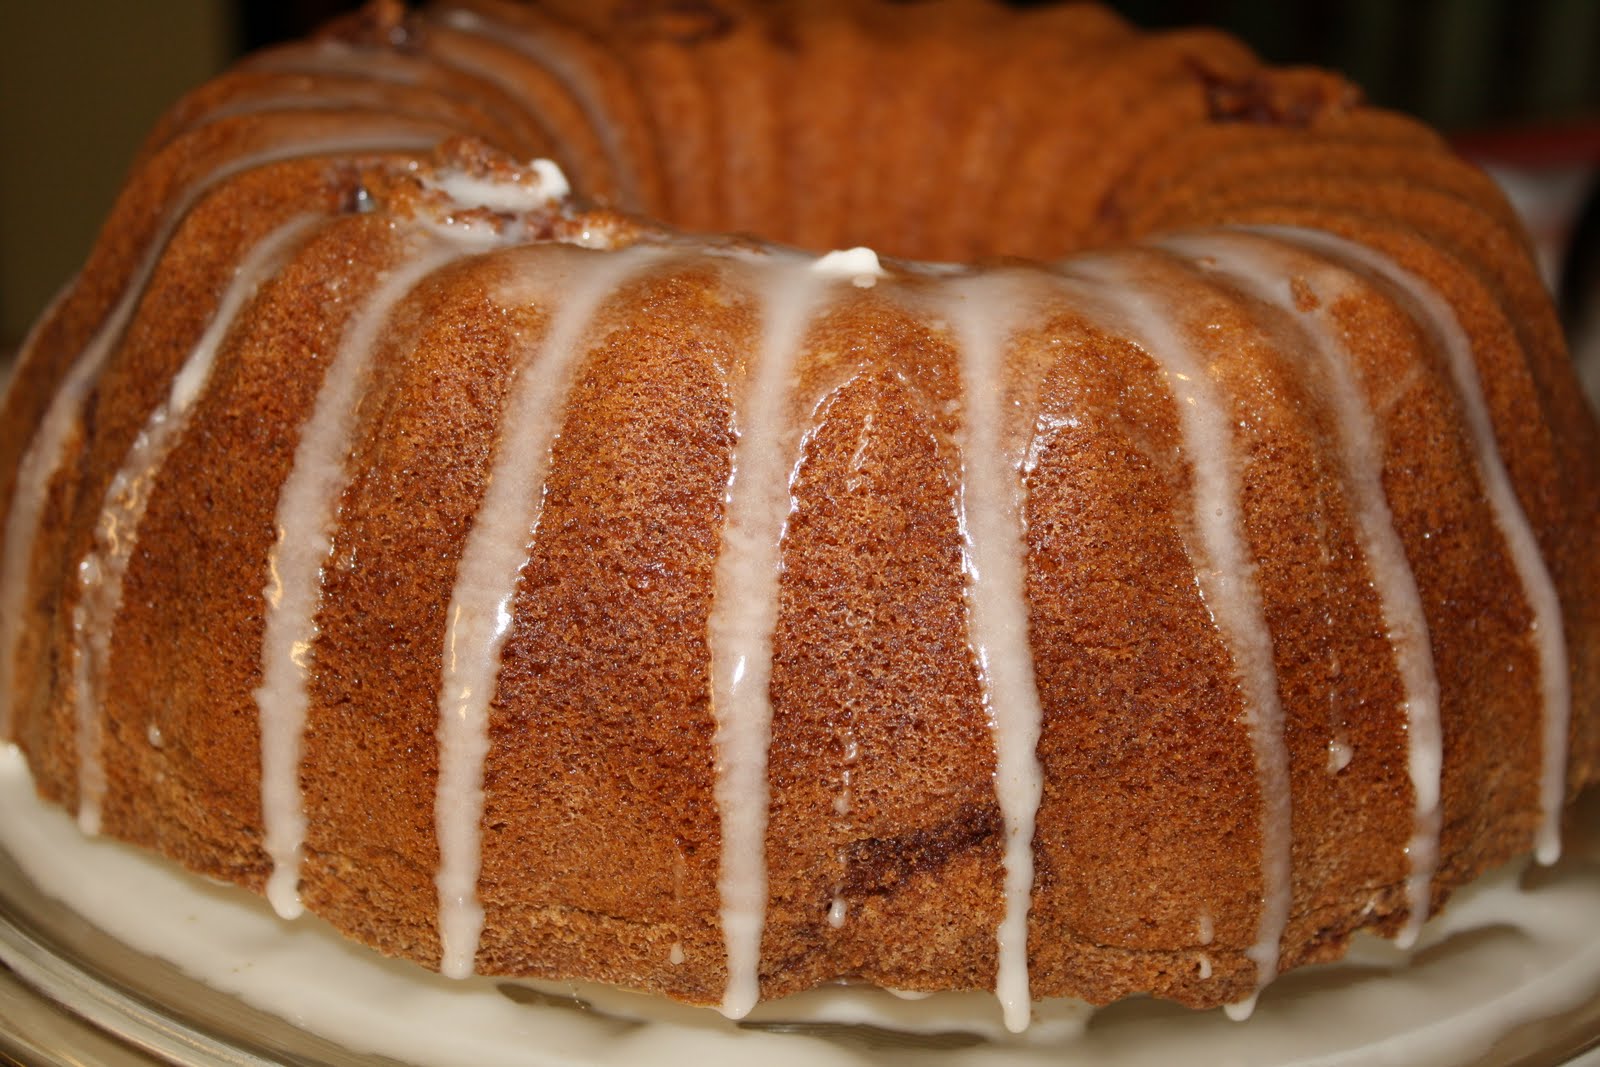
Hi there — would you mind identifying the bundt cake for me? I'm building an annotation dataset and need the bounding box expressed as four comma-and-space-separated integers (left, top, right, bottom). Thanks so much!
1, 0, 1597, 1035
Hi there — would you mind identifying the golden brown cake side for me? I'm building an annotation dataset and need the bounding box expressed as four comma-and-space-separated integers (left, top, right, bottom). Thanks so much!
0, 0, 1596, 1027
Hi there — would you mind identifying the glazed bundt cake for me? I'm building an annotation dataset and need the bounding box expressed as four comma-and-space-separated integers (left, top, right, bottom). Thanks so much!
1, 0, 1597, 1033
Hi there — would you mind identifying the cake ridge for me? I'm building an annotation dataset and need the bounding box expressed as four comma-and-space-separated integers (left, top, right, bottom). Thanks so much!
73, 214, 326, 838
1062, 250, 1296, 1016
1134, 200, 1592, 779
1255, 225, 1573, 865
234, 39, 556, 161
1165, 229, 1446, 947
259, 226, 508, 919
0, 278, 76, 739
435, 241, 667, 978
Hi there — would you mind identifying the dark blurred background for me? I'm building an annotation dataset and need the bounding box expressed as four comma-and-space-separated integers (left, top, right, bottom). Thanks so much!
3, 0, 1599, 387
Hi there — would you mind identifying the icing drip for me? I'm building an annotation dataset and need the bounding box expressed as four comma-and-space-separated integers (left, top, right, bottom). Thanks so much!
1255, 226, 1572, 866
1328, 735, 1356, 775
0, 129, 439, 743
708, 255, 826, 1019
257, 232, 497, 921
1225, 993, 1260, 1023
434, 245, 663, 980
945, 272, 1047, 1034
1067, 253, 1294, 1016
885, 988, 936, 1001
829, 735, 858, 926
1167, 232, 1444, 949
812, 248, 885, 289
69, 216, 322, 836
422, 158, 571, 215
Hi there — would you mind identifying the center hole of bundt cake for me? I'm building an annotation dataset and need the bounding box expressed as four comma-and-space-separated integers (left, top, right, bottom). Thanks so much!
585, 61, 1360, 264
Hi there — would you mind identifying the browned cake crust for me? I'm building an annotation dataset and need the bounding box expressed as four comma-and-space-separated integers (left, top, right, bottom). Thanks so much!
0, 0, 1596, 1021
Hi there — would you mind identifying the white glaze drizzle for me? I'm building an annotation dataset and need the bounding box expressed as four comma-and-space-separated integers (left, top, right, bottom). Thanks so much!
434, 245, 663, 979
422, 158, 570, 215
944, 271, 1047, 1034
812, 248, 884, 289
1066, 252, 1293, 1018
828, 426, 868, 924
830, 745, 856, 926
1253, 226, 1572, 866
708, 254, 827, 1019
257, 232, 496, 920
0, 129, 439, 752
68, 216, 322, 836
1165, 231, 1445, 949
